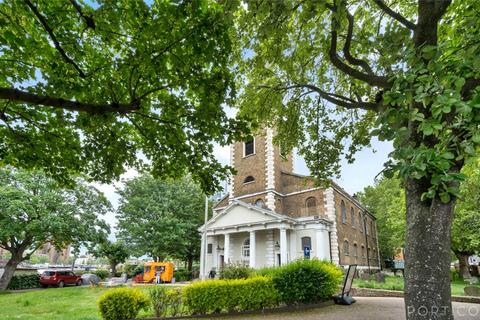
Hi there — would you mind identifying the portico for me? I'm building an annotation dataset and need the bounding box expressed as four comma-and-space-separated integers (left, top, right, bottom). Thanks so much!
200, 200, 332, 277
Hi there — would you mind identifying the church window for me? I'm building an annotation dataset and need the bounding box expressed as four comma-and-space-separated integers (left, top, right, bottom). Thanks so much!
341, 201, 347, 224
353, 243, 358, 257
301, 236, 312, 249
241, 238, 250, 257
244, 138, 255, 156
255, 199, 264, 207
243, 176, 255, 184
361, 245, 366, 258
350, 208, 355, 227
305, 197, 317, 215
207, 243, 212, 254
343, 240, 349, 256
365, 217, 369, 235
359, 212, 363, 232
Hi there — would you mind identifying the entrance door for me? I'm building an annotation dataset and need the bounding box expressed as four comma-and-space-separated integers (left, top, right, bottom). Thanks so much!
219, 255, 224, 270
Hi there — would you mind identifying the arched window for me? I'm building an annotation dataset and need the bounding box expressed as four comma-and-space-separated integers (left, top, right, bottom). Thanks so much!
243, 176, 255, 184
341, 201, 347, 224
306, 197, 317, 215
343, 240, 349, 256
350, 208, 355, 227
301, 237, 312, 249
365, 218, 369, 235
241, 238, 250, 257
353, 244, 358, 257
255, 198, 264, 207
361, 245, 365, 258
358, 212, 363, 232
244, 138, 255, 156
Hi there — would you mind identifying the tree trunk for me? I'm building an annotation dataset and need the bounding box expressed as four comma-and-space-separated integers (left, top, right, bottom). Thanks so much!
110, 262, 117, 276
455, 251, 472, 280
187, 256, 193, 272
0, 252, 23, 291
404, 178, 455, 320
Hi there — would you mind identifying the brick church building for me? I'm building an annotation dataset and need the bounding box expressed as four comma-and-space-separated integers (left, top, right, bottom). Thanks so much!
200, 128, 380, 276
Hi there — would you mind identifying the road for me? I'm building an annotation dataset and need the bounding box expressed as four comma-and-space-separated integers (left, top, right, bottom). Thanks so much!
197, 297, 480, 320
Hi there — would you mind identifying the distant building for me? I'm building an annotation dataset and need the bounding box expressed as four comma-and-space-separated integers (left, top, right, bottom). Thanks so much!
37, 243, 71, 264
200, 128, 380, 277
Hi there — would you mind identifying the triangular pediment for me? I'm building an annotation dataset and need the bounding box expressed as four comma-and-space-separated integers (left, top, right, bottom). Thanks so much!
206, 201, 285, 229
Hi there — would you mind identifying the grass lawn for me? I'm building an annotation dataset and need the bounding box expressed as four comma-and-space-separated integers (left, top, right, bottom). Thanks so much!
0, 286, 154, 320
353, 275, 480, 296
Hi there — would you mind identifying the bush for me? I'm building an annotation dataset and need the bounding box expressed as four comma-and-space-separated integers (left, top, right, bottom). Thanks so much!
92, 269, 110, 280
149, 286, 184, 318
183, 276, 279, 315
98, 288, 150, 320
270, 259, 343, 305
7, 273, 40, 290
219, 263, 254, 280
123, 264, 144, 278
174, 269, 193, 282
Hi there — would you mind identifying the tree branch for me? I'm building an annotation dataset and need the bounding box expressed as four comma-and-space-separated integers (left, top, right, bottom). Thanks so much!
69, 0, 95, 30
0, 87, 144, 114
23, 0, 86, 78
343, 12, 374, 74
372, 0, 415, 30
259, 83, 380, 111
326, 3, 391, 89
329, 28, 391, 88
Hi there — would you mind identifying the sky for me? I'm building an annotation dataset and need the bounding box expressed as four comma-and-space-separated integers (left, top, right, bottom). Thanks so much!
93, 137, 393, 233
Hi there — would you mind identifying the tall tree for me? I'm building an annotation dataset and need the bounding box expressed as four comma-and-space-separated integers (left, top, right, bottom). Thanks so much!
92, 240, 130, 275
116, 175, 205, 270
235, 1, 480, 318
0, 168, 110, 290
451, 159, 480, 279
358, 162, 480, 279
0, 0, 247, 193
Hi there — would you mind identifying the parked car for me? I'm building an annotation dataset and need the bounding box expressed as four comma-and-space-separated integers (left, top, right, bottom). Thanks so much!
39, 270, 82, 288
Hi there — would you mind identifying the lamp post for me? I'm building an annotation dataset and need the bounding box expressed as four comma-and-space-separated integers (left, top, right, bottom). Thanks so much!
201, 195, 209, 280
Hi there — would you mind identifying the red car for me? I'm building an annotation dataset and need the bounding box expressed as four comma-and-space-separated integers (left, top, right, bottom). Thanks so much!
39, 270, 82, 288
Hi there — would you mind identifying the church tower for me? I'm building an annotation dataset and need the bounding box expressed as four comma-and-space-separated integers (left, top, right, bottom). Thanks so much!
228, 127, 293, 212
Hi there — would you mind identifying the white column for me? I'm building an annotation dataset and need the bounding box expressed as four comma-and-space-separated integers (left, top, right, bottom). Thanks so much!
280, 229, 288, 265
324, 188, 339, 265
265, 230, 275, 267
315, 228, 330, 260
224, 233, 230, 264
212, 236, 218, 270
249, 231, 256, 268
199, 233, 206, 279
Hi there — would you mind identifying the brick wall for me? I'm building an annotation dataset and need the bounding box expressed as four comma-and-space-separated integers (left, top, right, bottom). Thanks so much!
333, 190, 379, 267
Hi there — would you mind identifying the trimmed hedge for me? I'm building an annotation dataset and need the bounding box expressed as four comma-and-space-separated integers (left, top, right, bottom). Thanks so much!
270, 259, 343, 305
98, 288, 150, 320
183, 276, 279, 315
7, 273, 40, 290
219, 264, 254, 280
174, 269, 193, 282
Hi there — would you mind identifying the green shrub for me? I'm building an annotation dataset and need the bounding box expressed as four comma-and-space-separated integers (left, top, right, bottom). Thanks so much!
7, 273, 40, 290
123, 264, 144, 278
93, 269, 110, 280
98, 288, 150, 320
219, 263, 254, 280
255, 266, 281, 278
166, 288, 183, 316
450, 268, 460, 281
174, 269, 193, 282
183, 276, 279, 315
271, 259, 343, 305
148, 286, 168, 318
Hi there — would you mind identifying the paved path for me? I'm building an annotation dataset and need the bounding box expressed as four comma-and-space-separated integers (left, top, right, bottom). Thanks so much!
198, 297, 480, 320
